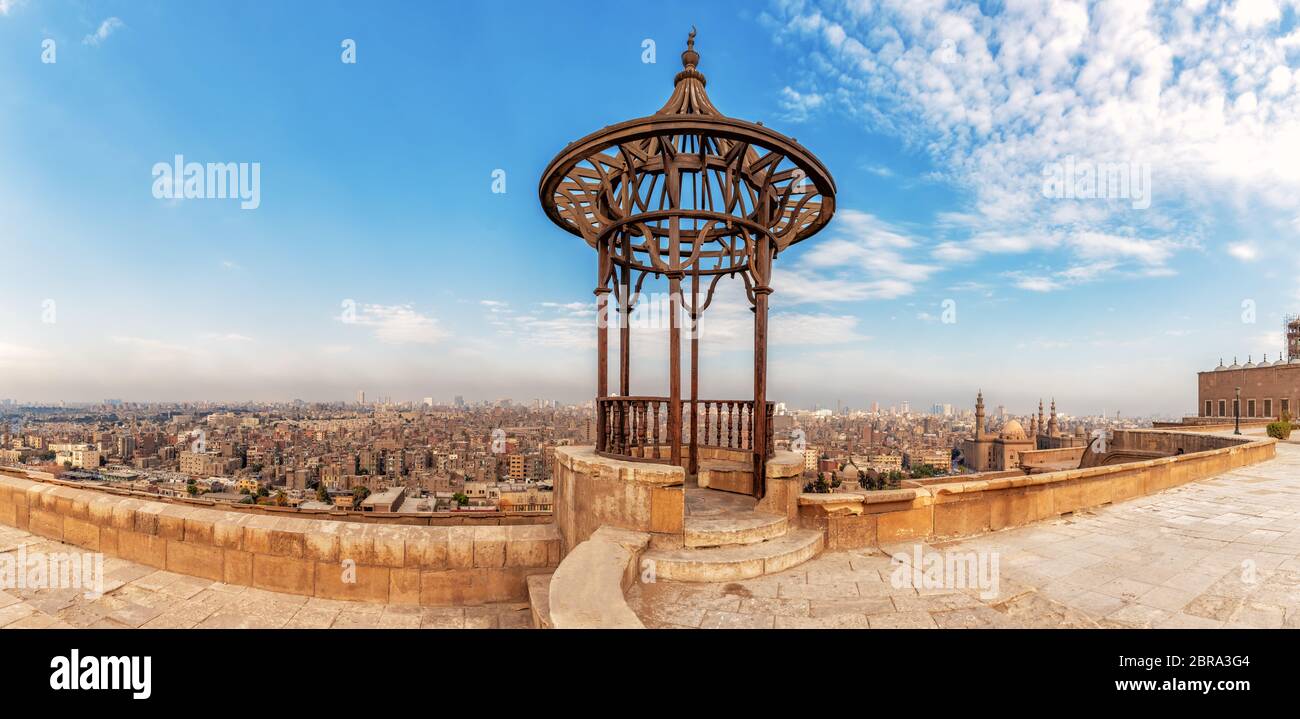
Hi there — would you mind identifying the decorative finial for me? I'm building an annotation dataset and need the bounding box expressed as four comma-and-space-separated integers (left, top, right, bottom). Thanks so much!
681, 26, 700, 70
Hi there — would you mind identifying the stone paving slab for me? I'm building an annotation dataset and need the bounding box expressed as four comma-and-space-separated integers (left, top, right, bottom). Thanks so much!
628, 438, 1300, 629
0, 526, 530, 630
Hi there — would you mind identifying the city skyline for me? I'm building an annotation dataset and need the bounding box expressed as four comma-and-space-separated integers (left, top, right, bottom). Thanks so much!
3, 1, 1300, 415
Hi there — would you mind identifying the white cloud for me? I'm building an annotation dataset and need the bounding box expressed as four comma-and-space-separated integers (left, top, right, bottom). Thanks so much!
0, 1, 25, 17
765, 0, 1300, 291
1230, 0, 1282, 31
343, 304, 447, 345
1011, 275, 1062, 293
485, 299, 595, 350
200, 332, 254, 342
778, 210, 936, 302
1227, 242, 1259, 261
778, 86, 826, 122
84, 17, 124, 46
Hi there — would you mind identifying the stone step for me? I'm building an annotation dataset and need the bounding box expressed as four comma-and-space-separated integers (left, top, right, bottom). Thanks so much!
698, 459, 754, 494
527, 573, 553, 629
685, 511, 788, 548
640, 529, 823, 583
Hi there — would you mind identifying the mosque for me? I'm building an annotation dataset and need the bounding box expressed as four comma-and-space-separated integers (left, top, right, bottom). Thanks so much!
959, 391, 1088, 472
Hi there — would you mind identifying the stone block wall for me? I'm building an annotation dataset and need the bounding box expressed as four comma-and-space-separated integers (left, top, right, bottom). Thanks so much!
796, 432, 1276, 550
0, 474, 559, 605
552, 446, 684, 553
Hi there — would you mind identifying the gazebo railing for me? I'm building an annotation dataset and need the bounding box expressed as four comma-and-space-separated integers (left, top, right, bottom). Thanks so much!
596, 396, 774, 463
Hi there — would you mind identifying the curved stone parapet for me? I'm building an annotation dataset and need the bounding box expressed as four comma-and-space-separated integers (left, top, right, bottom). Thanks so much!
547, 526, 648, 629
552, 446, 684, 553
796, 431, 1276, 550
0, 473, 559, 605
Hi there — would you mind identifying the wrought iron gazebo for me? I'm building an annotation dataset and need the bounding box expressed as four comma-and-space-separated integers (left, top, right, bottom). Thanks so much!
539, 30, 836, 498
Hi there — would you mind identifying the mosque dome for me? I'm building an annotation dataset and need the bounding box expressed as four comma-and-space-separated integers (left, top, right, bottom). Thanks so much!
1000, 419, 1027, 440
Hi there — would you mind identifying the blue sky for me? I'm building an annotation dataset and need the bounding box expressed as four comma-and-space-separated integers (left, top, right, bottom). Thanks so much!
2, 0, 1299, 415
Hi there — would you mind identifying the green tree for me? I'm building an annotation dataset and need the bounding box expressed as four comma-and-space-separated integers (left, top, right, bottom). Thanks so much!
351, 485, 371, 508
452, 491, 469, 506
909, 463, 940, 479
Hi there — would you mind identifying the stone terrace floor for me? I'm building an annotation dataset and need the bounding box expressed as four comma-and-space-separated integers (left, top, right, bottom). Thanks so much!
628, 432, 1300, 629
0, 527, 532, 629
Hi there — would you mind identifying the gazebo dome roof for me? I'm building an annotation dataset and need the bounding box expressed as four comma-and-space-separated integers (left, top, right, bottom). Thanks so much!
538, 29, 837, 265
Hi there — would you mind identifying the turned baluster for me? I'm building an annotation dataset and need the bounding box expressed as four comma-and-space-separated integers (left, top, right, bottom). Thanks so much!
639, 400, 648, 457
627, 401, 635, 456
617, 402, 625, 455
652, 401, 661, 459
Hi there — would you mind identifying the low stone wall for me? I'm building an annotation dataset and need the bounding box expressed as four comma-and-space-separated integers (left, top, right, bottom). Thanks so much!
1110, 428, 1252, 454
797, 431, 1275, 551
552, 446, 684, 553
1018, 446, 1086, 471
1152, 419, 1273, 432
0, 467, 551, 526
0, 473, 559, 605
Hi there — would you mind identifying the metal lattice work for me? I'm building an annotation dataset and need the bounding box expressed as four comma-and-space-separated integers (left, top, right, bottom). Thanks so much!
538, 30, 837, 498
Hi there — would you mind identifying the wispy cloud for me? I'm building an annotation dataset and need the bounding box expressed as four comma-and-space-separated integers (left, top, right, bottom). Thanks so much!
765, 0, 1300, 293
778, 86, 826, 122
777, 209, 937, 302
84, 17, 124, 46
341, 304, 447, 345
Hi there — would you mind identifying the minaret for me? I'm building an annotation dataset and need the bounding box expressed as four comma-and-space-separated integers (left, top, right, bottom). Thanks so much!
1037, 399, 1045, 437
1048, 398, 1059, 437
974, 390, 985, 439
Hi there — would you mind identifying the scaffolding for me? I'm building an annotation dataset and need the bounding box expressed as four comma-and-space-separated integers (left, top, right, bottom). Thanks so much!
1287, 315, 1300, 361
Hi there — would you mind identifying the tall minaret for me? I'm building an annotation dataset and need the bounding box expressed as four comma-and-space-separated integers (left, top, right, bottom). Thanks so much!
1037, 399, 1045, 436
975, 390, 985, 439
1048, 398, 1059, 437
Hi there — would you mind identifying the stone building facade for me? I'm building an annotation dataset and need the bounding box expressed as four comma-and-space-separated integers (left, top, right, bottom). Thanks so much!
1198, 355, 1300, 420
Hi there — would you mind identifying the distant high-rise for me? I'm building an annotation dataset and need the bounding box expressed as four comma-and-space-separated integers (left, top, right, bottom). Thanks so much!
357, 390, 366, 405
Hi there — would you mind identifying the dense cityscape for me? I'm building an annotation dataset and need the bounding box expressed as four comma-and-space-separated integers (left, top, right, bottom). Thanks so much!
0, 394, 1158, 513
